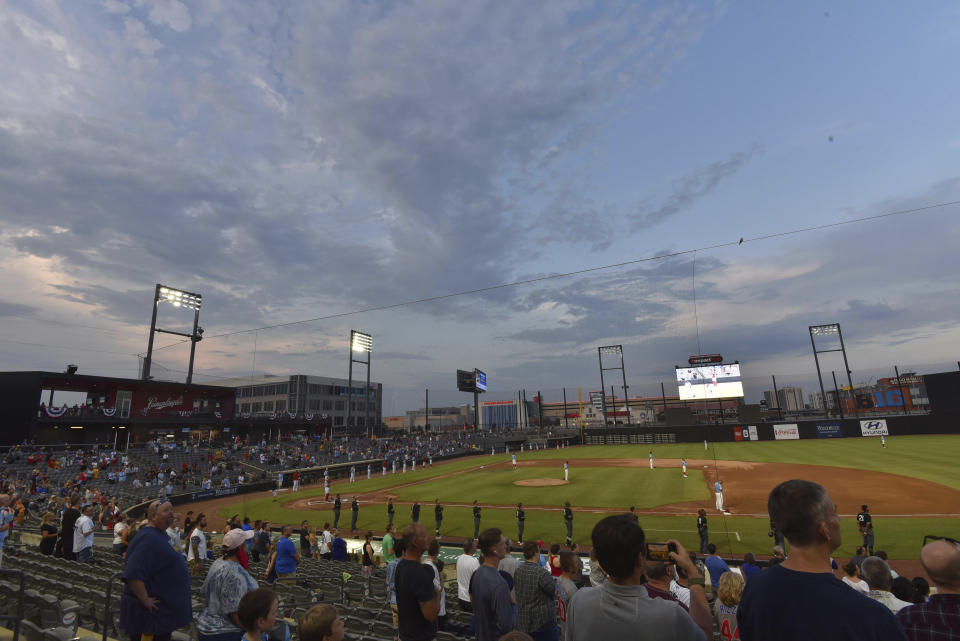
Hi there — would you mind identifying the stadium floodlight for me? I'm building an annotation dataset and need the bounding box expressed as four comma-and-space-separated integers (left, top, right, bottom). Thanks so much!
810, 323, 840, 337
348, 330, 374, 438
351, 331, 373, 353
142, 283, 204, 384
599, 345, 623, 356
598, 344, 630, 426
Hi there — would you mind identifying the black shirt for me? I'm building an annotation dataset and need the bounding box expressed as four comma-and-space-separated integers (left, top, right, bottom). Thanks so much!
564, 507, 573, 523
60, 507, 80, 545
299, 529, 311, 554
473, 506, 481, 518
352, 500, 359, 512
334, 498, 341, 510
857, 511, 872, 533
40, 523, 57, 555
435, 505, 443, 519
412, 503, 420, 520
388, 502, 395, 515
697, 515, 708, 532
516, 509, 524, 521
395, 558, 437, 641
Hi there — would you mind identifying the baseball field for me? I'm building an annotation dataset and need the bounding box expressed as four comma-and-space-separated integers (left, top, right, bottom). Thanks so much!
201, 434, 960, 560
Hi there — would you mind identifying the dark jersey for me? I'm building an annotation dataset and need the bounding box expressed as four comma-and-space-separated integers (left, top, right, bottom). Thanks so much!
473, 506, 481, 518
412, 503, 421, 519
352, 500, 359, 512
857, 511, 873, 533
564, 507, 573, 523
435, 505, 443, 519
517, 509, 525, 521
697, 515, 708, 532
388, 502, 395, 515
333, 498, 341, 510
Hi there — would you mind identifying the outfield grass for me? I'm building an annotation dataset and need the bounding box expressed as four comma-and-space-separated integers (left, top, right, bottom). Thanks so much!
217, 434, 960, 560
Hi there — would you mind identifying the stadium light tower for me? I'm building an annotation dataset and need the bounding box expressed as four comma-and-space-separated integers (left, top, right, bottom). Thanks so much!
141, 284, 204, 384
598, 345, 629, 426
809, 323, 856, 418
347, 330, 373, 437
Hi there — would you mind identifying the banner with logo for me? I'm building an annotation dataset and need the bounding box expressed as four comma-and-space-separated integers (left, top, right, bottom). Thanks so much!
815, 421, 843, 438
774, 423, 800, 440
747, 425, 759, 441
860, 419, 889, 436
733, 426, 744, 441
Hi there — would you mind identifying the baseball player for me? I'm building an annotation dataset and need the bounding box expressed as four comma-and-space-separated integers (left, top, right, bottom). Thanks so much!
402, 459, 407, 474
516, 502, 525, 543
387, 498, 395, 527
880, 435, 886, 448
512, 453, 518, 470
563, 501, 574, 546
349, 465, 356, 483
681, 457, 688, 478
649, 451, 655, 470
350, 497, 359, 534
857, 504, 874, 555
333, 494, 342, 529
324, 479, 331, 501
392, 460, 397, 475
714, 480, 724, 512
367, 464, 371, 480
563, 460, 569, 482
472, 500, 482, 539
434, 499, 443, 536
411, 501, 421, 523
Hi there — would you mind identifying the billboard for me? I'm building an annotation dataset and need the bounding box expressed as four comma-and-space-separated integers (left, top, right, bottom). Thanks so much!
815, 421, 843, 438
860, 419, 889, 436
747, 425, 759, 441
476, 370, 487, 392
774, 423, 800, 440
676, 363, 744, 400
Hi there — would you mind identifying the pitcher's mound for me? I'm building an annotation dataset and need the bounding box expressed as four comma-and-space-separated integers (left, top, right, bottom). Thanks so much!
514, 478, 568, 487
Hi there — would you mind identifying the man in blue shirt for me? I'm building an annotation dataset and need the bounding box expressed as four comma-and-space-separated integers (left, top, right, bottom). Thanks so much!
266, 524, 300, 585
120, 500, 192, 641
470, 528, 515, 641
703, 544, 730, 593
737, 480, 907, 641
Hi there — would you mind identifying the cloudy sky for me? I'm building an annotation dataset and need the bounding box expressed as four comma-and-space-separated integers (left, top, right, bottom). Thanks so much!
2, 1, 959, 413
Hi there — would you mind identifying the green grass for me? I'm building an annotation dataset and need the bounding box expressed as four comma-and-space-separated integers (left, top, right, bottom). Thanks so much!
216, 434, 960, 560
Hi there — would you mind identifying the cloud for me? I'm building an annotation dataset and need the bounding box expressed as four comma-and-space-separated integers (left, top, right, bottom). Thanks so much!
630, 145, 762, 231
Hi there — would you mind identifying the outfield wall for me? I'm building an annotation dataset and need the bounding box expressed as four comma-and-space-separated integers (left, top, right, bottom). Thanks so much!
581, 411, 960, 445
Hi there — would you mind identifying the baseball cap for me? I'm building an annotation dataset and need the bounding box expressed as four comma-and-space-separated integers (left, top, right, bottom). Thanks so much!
222, 528, 255, 550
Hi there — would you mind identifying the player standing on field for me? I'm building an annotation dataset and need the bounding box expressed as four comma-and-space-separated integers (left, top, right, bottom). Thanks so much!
563, 501, 574, 545
857, 504, 874, 555
516, 503, 525, 543
473, 500, 482, 539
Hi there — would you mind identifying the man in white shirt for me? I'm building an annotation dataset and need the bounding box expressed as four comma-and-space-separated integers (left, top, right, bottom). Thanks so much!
73, 503, 96, 563
456, 538, 480, 612
186, 512, 208, 574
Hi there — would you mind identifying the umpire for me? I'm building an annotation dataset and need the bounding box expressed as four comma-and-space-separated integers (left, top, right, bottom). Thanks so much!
472, 500, 482, 539
563, 501, 573, 545
516, 503, 525, 543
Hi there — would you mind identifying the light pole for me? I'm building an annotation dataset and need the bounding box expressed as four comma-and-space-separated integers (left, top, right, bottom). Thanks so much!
347, 330, 373, 438
141, 284, 203, 383
810, 323, 856, 419
598, 345, 628, 427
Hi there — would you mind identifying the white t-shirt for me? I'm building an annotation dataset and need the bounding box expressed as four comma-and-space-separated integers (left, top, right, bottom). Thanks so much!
425, 559, 447, 616
319, 530, 333, 555
187, 527, 207, 561
456, 553, 480, 602
842, 576, 870, 594
73, 514, 95, 552
113, 522, 127, 545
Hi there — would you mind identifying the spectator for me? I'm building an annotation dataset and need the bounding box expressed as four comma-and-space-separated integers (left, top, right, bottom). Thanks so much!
457, 539, 480, 612
252, 521, 271, 563
851, 545, 868, 570
704, 544, 730, 593
114, 514, 129, 555
909, 576, 930, 604
73, 503, 96, 563
557, 550, 579, 641
188, 513, 209, 574
514, 540, 557, 641
318, 523, 333, 560
668, 559, 693, 608
167, 513, 183, 553
498, 538, 519, 578
565, 515, 710, 641
197, 527, 258, 641
861, 556, 912, 614
298, 520, 312, 559
713, 572, 744, 641
643, 558, 685, 608
386, 538, 406, 632
840, 560, 870, 595
740, 552, 762, 583
57, 493, 81, 560
265, 525, 300, 584
39, 510, 58, 555
423, 537, 447, 631
395, 523, 442, 641
362, 531, 375, 583
549, 543, 563, 577
298, 603, 344, 641
587, 548, 606, 587
470, 527, 515, 641
120, 499, 192, 641
383, 524, 397, 564
331, 529, 347, 561
736, 480, 906, 641
897, 537, 960, 639
891, 577, 916, 604
768, 545, 785, 567
238, 588, 280, 641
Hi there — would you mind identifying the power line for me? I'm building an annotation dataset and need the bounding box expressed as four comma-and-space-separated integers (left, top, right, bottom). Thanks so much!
198, 198, 960, 341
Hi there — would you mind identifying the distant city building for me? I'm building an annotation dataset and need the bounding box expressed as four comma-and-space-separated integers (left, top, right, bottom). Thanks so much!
215, 374, 382, 430
763, 387, 804, 412
403, 405, 472, 432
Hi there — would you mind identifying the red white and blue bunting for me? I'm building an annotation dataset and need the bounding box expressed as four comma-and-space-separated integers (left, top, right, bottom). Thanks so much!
102, 407, 117, 417
44, 406, 68, 418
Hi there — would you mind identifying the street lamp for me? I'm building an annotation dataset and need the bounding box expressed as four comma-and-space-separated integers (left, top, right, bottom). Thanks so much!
347, 330, 373, 437
142, 284, 204, 384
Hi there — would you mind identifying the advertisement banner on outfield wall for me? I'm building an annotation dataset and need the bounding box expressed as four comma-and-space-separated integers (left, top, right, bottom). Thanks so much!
816, 422, 843, 438
747, 425, 758, 441
733, 426, 744, 441
774, 423, 800, 440
860, 419, 889, 436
